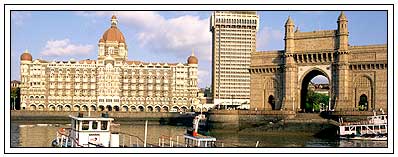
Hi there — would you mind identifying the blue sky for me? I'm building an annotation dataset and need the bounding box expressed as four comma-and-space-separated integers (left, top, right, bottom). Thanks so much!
11, 11, 387, 88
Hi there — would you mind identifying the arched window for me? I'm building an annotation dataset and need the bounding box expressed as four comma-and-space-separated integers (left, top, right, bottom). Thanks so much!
359, 94, 368, 111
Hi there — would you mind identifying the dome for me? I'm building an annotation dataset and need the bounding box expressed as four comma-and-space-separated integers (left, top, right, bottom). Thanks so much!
101, 15, 126, 43
187, 49, 198, 64
187, 56, 198, 64
20, 50, 32, 61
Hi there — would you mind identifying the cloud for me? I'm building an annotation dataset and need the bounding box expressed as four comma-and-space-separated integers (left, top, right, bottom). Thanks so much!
40, 39, 94, 57
256, 27, 283, 50
11, 11, 31, 25
77, 11, 212, 61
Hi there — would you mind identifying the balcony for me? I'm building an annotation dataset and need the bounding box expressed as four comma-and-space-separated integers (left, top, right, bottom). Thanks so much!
75, 78, 81, 82
91, 79, 96, 82
148, 80, 153, 84
156, 79, 161, 84
164, 80, 169, 84
139, 79, 144, 83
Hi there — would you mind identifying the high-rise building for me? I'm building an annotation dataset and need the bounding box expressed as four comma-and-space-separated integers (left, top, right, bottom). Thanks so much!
210, 11, 259, 108
19, 15, 201, 112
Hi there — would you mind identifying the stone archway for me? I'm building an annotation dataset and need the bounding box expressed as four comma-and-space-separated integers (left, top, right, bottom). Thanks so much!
300, 69, 330, 112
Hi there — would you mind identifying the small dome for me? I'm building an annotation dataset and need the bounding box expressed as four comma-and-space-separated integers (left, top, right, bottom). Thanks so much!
99, 38, 104, 43
20, 50, 32, 61
187, 56, 198, 64
187, 49, 198, 64
285, 16, 294, 26
101, 15, 126, 43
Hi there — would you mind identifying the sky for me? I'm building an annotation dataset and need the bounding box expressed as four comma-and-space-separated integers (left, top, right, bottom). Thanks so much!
11, 11, 387, 88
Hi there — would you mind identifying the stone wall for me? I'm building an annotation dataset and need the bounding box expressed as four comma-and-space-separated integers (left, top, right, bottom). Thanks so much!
10, 110, 195, 125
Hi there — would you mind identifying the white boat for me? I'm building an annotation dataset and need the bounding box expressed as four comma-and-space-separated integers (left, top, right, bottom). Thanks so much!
183, 114, 217, 147
51, 113, 119, 147
338, 111, 387, 141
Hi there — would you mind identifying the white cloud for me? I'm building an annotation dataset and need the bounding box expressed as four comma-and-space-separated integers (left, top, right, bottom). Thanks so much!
40, 39, 94, 57
256, 27, 283, 50
77, 11, 212, 61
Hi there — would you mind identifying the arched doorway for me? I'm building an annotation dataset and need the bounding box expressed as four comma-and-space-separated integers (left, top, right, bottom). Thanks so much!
268, 95, 276, 110
155, 106, 161, 112
90, 105, 97, 111
147, 106, 153, 112
106, 105, 112, 111
99, 105, 105, 111
122, 106, 128, 112
358, 94, 368, 111
113, 106, 120, 112
138, 106, 144, 112
29, 105, 36, 111
300, 69, 330, 113
81, 105, 88, 111
162, 106, 169, 112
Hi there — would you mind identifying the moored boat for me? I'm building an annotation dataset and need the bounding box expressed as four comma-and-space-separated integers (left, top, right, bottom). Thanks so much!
183, 114, 217, 147
51, 112, 120, 147
338, 111, 387, 141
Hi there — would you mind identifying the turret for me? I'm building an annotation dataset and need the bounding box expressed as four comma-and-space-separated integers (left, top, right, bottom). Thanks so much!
337, 11, 349, 51
284, 16, 295, 53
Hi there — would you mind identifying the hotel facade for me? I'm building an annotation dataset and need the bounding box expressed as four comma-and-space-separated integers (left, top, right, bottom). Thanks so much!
19, 15, 201, 112
210, 11, 259, 108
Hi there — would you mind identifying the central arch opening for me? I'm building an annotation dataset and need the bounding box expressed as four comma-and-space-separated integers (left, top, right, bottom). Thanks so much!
300, 69, 330, 113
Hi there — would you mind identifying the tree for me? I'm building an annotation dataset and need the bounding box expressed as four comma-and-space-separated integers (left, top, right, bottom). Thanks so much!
10, 87, 21, 110
305, 89, 329, 112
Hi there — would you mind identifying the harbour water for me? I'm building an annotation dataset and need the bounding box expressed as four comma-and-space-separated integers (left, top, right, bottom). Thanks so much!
10, 121, 387, 148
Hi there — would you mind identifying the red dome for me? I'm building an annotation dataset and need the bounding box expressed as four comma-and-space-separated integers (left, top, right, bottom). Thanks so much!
187, 55, 198, 64
101, 15, 126, 43
102, 27, 125, 43
20, 51, 32, 61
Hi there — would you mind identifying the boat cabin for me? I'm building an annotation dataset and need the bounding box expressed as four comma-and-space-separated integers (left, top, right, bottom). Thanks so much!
367, 115, 387, 125
69, 113, 119, 147
184, 134, 217, 147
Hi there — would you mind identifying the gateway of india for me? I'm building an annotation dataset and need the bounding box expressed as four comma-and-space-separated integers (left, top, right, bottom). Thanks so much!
19, 15, 201, 112
250, 12, 387, 112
